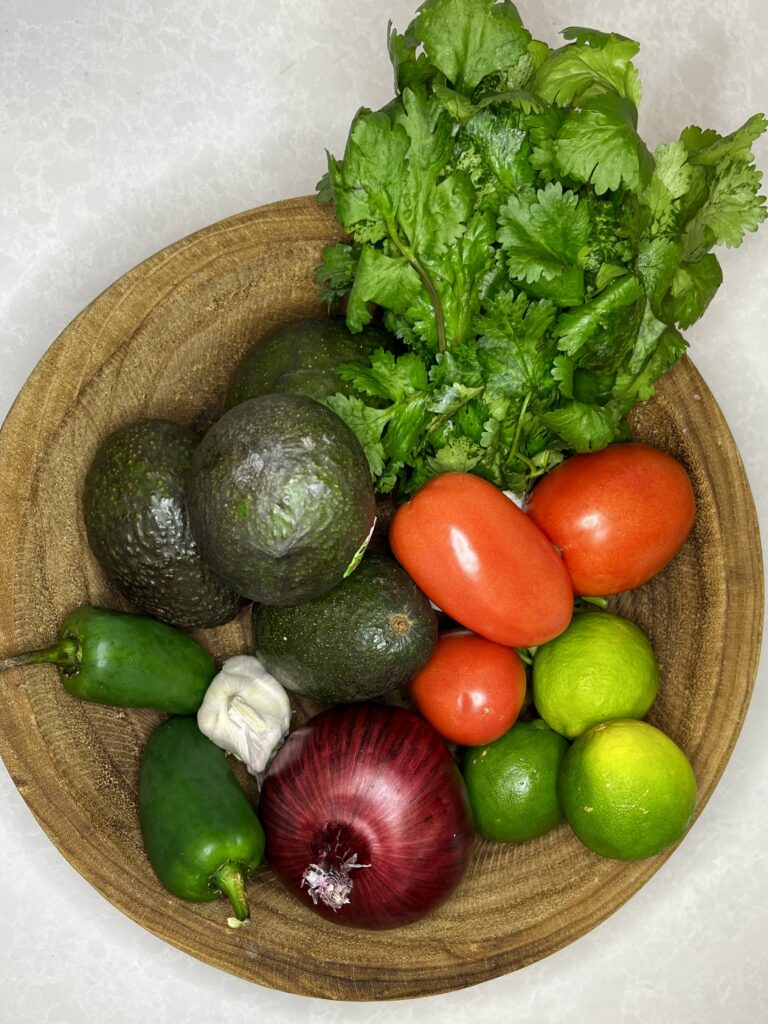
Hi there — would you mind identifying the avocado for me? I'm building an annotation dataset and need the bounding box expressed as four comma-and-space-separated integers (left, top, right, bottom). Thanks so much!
368, 494, 398, 556
222, 317, 392, 411
251, 553, 437, 703
186, 393, 376, 605
83, 420, 243, 628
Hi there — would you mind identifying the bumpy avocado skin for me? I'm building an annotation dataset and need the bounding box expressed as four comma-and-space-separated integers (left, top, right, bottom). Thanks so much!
251, 554, 438, 703
222, 318, 392, 411
83, 420, 243, 628
186, 393, 376, 605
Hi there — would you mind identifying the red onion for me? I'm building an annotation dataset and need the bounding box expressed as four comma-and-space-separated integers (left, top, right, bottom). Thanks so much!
258, 703, 474, 929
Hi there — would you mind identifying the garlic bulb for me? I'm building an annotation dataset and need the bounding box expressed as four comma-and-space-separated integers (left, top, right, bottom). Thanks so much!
197, 655, 291, 774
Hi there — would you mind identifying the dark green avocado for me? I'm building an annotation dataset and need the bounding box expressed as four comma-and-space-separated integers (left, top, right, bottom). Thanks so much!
83, 420, 243, 628
222, 317, 392, 411
251, 553, 438, 704
186, 393, 376, 605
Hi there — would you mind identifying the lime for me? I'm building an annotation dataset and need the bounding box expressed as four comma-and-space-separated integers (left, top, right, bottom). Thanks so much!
558, 719, 697, 860
462, 719, 569, 843
532, 610, 659, 739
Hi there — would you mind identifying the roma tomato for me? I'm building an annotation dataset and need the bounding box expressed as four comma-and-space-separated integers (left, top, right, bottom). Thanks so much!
410, 632, 527, 746
525, 442, 696, 596
390, 473, 573, 647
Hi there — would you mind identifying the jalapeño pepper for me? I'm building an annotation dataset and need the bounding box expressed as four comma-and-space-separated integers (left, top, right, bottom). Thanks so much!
138, 715, 265, 925
0, 605, 215, 713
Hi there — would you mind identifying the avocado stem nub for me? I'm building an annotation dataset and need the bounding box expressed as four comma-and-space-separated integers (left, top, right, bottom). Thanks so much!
388, 614, 412, 637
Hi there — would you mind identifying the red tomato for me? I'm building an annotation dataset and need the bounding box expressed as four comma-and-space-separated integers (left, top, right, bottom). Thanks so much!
390, 472, 573, 647
525, 442, 696, 596
410, 632, 527, 746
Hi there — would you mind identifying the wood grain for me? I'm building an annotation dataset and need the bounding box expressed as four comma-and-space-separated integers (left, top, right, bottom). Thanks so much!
0, 195, 762, 1001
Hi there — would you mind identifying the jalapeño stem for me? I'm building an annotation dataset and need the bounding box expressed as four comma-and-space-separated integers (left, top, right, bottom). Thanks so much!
0, 636, 81, 675
212, 862, 250, 925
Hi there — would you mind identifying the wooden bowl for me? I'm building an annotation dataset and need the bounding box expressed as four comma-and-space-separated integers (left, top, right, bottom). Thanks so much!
0, 196, 762, 1001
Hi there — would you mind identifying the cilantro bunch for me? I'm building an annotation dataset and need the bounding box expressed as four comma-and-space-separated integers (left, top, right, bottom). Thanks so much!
316, 0, 767, 496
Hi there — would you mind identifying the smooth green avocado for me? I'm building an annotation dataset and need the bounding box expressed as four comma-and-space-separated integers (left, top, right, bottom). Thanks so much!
222, 317, 393, 411
186, 393, 376, 605
251, 553, 438, 703
83, 420, 243, 628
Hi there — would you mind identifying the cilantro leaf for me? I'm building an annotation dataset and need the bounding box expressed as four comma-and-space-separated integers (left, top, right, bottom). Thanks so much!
426, 435, 486, 473
433, 83, 478, 122
419, 208, 498, 349
315, 167, 334, 203
593, 262, 628, 291
323, 395, 390, 478
651, 141, 694, 200
640, 140, 692, 236
416, 0, 531, 94
388, 19, 436, 93
541, 400, 623, 452
329, 111, 409, 243
337, 348, 429, 402
384, 394, 431, 463
534, 32, 642, 107
514, 266, 587, 307
610, 306, 687, 408
527, 106, 568, 180
553, 274, 645, 370
479, 89, 546, 115
561, 26, 636, 47
345, 246, 423, 333
552, 354, 575, 398
661, 254, 723, 328
636, 236, 682, 316
475, 289, 557, 394
580, 189, 638, 282
430, 344, 486, 391
454, 103, 537, 196
435, 82, 547, 124
555, 92, 654, 194
393, 87, 473, 253
681, 157, 767, 259
315, 243, 359, 308
677, 115, 767, 260
681, 114, 768, 167
498, 182, 590, 284
428, 380, 484, 417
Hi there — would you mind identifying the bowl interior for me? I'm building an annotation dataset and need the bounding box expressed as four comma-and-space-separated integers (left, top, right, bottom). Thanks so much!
0, 196, 762, 1001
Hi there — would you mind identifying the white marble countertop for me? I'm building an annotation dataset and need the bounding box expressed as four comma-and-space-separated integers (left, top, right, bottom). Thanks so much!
1, 1, 766, 1020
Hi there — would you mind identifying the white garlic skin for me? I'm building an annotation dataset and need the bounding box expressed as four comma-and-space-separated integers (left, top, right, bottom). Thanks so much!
197, 654, 291, 774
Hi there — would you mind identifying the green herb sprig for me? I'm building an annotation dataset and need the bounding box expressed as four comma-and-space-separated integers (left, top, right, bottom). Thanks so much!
316, 0, 767, 496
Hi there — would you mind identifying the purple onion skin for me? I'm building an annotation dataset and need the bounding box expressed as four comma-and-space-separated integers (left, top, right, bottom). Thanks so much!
259, 703, 474, 930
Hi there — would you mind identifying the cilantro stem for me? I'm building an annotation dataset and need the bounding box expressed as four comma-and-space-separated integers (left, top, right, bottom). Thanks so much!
386, 217, 447, 354
425, 387, 482, 437
411, 255, 448, 355
527, 461, 554, 482
506, 392, 532, 467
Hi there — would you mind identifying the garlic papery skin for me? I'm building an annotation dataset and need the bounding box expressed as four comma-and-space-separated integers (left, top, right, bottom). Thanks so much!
197, 654, 291, 774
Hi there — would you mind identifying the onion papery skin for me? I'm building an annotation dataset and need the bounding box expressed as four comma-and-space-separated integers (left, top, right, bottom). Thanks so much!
259, 703, 474, 930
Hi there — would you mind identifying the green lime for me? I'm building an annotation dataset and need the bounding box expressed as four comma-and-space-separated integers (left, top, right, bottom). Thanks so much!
558, 719, 697, 860
532, 610, 659, 739
462, 719, 570, 843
